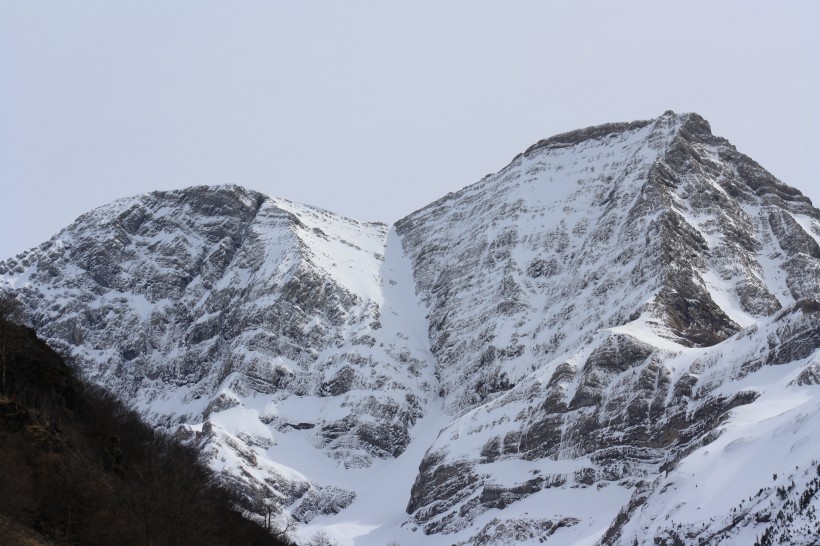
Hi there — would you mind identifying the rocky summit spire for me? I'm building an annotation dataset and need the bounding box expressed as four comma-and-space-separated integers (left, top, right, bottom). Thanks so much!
3, 112, 820, 545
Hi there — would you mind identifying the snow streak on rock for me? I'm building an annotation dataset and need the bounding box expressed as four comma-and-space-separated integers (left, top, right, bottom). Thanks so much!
3, 111, 820, 545
0, 186, 437, 525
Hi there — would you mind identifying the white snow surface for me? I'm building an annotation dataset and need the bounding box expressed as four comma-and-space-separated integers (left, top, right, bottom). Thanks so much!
2, 111, 820, 545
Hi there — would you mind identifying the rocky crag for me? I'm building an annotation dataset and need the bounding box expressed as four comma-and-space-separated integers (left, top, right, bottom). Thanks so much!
2, 111, 820, 545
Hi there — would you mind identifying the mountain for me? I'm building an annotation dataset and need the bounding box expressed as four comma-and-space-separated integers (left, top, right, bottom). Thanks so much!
2, 111, 819, 545
0, 318, 286, 545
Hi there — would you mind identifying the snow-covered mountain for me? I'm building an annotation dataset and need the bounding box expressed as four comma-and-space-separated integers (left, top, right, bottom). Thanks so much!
2, 111, 820, 545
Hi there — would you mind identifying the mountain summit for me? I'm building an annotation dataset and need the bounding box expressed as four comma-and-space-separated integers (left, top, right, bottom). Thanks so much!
3, 112, 820, 545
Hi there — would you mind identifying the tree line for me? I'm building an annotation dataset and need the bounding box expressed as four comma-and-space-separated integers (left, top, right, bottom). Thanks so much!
0, 294, 290, 546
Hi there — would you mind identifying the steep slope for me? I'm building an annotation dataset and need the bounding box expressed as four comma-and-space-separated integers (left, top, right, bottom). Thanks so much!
2, 111, 820, 545
0, 186, 438, 531
394, 112, 820, 544
0, 319, 285, 545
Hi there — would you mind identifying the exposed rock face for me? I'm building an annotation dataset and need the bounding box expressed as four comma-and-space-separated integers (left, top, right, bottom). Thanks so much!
395, 112, 820, 541
3, 111, 820, 545
0, 185, 436, 521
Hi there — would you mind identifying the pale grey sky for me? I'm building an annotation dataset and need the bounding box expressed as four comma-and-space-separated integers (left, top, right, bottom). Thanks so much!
2, 1, 818, 259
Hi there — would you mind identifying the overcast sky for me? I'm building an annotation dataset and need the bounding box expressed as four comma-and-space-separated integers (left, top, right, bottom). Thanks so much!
2, 1, 818, 259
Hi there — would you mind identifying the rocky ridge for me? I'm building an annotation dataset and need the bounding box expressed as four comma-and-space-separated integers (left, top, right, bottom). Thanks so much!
2, 111, 820, 545
0, 187, 436, 525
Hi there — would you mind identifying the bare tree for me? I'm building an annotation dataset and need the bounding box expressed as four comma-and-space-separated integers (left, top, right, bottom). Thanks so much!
0, 292, 22, 397
271, 517, 297, 543
306, 529, 336, 546
261, 494, 297, 541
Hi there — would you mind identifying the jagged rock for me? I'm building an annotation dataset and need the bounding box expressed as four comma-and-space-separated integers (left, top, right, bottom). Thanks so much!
290, 486, 356, 523
3, 111, 820, 545
454, 516, 581, 546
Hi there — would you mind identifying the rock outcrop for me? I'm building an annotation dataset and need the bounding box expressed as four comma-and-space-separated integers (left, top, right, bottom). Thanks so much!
2, 111, 820, 545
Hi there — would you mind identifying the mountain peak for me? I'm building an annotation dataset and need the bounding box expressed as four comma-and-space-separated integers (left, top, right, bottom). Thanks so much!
521, 110, 708, 158
3, 114, 820, 545
523, 117, 654, 156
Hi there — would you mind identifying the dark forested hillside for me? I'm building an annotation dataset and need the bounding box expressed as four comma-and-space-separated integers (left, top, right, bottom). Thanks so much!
0, 317, 289, 546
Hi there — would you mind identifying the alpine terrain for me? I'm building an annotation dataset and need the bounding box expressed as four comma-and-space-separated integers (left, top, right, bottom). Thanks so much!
2, 111, 819, 545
